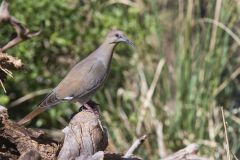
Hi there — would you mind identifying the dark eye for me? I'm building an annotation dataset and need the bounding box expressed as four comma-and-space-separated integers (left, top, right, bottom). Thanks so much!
115, 33, 120, 38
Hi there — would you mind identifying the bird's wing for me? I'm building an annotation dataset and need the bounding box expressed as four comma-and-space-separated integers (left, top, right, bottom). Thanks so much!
34, 58, 102, 108
18, 58, 107, 125
54, 58, 107, 101
38, 91, 62, 107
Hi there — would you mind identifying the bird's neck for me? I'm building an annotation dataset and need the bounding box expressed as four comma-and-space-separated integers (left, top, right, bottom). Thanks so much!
94, 41, 116, 68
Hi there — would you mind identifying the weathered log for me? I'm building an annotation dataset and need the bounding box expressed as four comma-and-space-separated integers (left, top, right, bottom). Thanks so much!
0, 105, 60, 159
0, 104, 145, 160
0, 104, 210, 160
18, 150, 41, 160
58, 109, 108, 160
0, 104, 110, 160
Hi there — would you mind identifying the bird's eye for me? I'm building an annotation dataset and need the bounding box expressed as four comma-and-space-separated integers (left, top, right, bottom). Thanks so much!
115, 33, 120, 38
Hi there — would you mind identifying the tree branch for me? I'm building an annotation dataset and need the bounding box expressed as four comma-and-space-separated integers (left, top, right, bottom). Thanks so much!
124, 135, 147, 158
0, 0, 41, 52
0, 0, 40, 91
163, 144, 208, 160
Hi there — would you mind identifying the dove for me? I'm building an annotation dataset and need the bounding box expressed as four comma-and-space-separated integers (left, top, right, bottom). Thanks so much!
18, 29, 133, 125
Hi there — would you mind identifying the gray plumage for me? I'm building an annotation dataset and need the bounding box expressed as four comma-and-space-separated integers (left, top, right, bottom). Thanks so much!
18, 29, 133, 125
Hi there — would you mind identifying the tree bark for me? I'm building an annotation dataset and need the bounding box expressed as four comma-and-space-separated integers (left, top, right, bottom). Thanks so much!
58, 110, 108, 160
0, 105, 143, 160
0, 105, 60, 159
0, 105, 209, 160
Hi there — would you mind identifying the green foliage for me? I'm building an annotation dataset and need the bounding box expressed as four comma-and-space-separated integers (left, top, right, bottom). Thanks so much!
1, 0, 240, 159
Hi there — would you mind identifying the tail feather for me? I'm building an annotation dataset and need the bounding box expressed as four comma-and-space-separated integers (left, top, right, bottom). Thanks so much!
18, 106, 47, 125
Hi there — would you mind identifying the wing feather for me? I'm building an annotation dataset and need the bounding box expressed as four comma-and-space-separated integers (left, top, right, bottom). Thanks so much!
55, 58, 107, 101
18, 57, 107, 125
39, 91, 63, 108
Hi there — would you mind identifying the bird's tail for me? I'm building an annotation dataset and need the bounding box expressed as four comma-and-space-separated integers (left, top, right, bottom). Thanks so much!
17, 106, 47, 125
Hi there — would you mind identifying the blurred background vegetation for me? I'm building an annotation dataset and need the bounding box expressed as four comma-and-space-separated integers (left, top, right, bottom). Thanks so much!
1, 0, 240, 159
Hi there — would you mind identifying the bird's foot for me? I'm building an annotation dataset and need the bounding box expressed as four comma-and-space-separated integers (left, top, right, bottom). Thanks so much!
81, 100, 100, 118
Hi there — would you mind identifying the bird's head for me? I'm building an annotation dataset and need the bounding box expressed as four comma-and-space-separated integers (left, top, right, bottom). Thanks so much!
106, 29, 133, 46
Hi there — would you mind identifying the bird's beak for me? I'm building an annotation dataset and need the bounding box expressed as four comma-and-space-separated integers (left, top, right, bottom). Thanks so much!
120, 35, 134, 46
